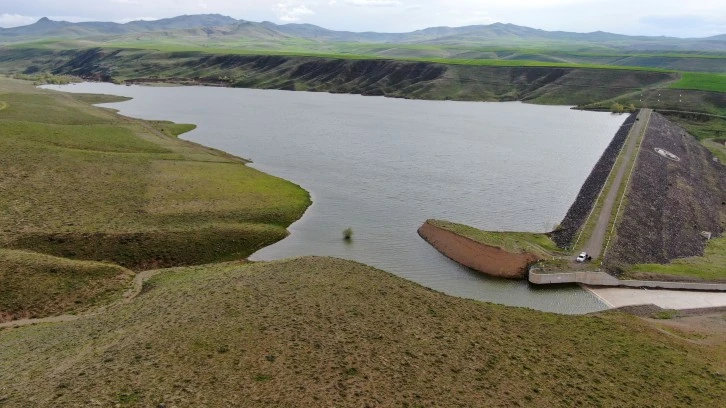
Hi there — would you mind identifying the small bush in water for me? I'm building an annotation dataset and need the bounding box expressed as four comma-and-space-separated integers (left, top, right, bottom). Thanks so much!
343, 227, 353, 241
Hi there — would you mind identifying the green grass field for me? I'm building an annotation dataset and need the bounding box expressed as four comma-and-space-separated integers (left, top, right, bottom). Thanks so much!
663, 113, 726, 141
0, 77, 310, 320
0, 249, 133, 322
1, 257, 723, 407
671, 72, 726, 92
626, 236, 726, 281
147, 120, 197, 137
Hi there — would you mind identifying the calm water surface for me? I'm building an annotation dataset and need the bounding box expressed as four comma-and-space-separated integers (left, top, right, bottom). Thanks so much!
47, 83, 627, 314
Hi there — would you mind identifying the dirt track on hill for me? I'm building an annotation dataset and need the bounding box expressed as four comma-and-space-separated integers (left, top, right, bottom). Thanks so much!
0, 268, 164, 329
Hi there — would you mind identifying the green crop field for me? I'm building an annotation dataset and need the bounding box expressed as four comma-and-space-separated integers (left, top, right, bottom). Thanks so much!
671, 72, 726, 92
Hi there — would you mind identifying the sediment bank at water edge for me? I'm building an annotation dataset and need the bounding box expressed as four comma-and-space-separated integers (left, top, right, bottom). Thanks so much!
417, 221, 541, 279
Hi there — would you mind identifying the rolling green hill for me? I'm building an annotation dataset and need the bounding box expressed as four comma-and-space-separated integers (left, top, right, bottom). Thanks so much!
2, 14, 726, 61
1, 257, 724, 407
4, 46, 726, 115
0, 77, 310, 321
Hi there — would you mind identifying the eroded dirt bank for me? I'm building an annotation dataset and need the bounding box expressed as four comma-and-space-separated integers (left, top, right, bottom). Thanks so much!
418, 221, 540, 279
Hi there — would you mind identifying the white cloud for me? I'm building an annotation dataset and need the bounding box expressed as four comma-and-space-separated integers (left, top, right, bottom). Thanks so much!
274, 2, 315, 22
115, 17, 161, 24
0, 13, 37, 28
344, 0, 402, 6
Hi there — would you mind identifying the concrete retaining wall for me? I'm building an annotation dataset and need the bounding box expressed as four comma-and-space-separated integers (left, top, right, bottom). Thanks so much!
529, 269, 726, 291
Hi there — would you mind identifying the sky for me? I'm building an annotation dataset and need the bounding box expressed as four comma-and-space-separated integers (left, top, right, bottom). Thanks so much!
0, 0, 725, 38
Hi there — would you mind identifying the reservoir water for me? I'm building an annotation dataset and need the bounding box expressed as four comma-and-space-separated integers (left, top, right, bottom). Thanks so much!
46, 83, 627, 314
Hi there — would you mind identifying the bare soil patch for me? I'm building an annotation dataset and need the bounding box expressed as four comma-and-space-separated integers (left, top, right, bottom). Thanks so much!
613, 305, 726, 347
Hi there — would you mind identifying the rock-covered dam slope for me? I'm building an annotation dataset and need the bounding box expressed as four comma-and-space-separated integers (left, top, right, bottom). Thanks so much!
608, 112, 726, 267
550, 112, 637, 248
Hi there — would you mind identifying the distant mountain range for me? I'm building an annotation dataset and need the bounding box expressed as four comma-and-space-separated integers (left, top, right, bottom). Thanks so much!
2, 14, 725, 52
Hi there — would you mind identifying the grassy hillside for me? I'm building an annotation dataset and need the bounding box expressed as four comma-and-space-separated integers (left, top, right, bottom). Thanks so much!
4, 45, 726, 115
626, 236, 726, 281
670, 72, 726, 92
0, 249, 133, 322
0, 77, 310, 320
662, 112, 726, 162
1, 257, 723, 406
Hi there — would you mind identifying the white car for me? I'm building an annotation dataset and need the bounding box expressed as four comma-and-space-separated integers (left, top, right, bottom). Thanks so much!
576, 252, 588, 262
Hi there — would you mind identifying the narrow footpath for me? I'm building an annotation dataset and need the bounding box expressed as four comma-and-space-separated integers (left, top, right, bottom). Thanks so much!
0, 269, 164, 329
582, 108, 652, 259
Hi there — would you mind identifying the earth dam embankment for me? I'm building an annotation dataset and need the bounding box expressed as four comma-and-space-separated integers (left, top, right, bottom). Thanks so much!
418, 113, 638, 278
607, 112, 726, 271
550, 112, 638, 248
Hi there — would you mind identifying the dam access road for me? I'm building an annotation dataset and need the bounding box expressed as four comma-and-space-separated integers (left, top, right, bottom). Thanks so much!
581, 108, 651, 260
